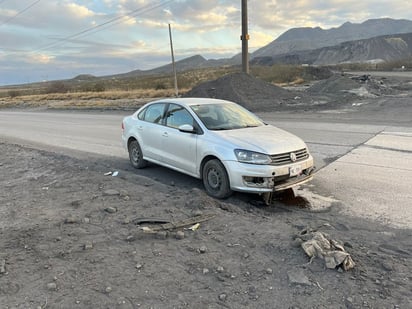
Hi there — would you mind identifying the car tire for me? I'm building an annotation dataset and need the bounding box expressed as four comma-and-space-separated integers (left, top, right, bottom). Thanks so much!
202, 159, 232, 199
128, 140, 147, 169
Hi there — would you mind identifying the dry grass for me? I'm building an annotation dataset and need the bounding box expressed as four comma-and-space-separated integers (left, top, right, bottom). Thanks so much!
2, 88, 189, 101
0, 88, 191, 109
0, 64, 334, 110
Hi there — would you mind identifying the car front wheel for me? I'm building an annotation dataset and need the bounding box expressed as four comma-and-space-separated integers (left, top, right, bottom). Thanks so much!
128, 140, 147, 169
202, 159, 232, 199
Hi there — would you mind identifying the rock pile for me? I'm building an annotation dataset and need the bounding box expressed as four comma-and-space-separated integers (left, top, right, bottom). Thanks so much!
183, 72, 300, 112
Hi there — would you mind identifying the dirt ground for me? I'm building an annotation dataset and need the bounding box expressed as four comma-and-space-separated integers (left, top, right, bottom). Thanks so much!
0, 141, 411, 309
1, 72, 412, 308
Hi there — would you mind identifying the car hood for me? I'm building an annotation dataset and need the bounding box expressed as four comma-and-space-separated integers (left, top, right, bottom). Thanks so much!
214, 125, 307, 154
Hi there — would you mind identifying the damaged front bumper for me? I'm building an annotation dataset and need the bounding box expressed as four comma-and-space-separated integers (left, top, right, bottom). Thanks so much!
224, 156, 315, 194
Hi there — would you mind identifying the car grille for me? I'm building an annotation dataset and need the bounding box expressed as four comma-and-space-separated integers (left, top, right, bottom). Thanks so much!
270, 148, 309, 165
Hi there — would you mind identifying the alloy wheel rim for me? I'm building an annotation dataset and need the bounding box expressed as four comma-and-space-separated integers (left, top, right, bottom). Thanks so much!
207, 168, 221, 189
132, 147, 139, 163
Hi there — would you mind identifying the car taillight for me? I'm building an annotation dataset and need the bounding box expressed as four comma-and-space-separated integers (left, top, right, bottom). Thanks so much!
121, 122, 124, 131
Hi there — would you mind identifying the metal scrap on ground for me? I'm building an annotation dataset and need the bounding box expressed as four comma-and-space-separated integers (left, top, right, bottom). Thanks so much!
296, 226, 355, 271
137, 213, 215, 233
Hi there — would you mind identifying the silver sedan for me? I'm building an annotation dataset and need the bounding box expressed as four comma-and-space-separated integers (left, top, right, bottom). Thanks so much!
122, 98, 314, 200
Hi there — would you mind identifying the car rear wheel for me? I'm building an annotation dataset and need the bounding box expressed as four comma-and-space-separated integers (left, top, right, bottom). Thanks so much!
202, 159, 232, 199
128, 140, 147, 169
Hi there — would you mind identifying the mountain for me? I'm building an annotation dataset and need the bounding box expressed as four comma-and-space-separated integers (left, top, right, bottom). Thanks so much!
252, 18, 412, 58
251, 32, 412, 66
93, 18, 412, 81
104, 55, 240, 79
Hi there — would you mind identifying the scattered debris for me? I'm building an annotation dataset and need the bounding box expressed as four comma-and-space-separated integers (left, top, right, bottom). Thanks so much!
126, 235, 135, 242
216, 266, 224, 273
287, 269, 312, 286
135, 264, 143, 270
104, 207, 117, 214
47, 282, 57, 291
138, 213, 215, 233
103, 170, 119, 176
132, 218, 171, 225
84, 242, 93, 250
188, 223, 200, 231
218, 293, 227, 301
199, 246, 207, 254
1, 132, 411, 308
64, 216, 79, 224
296, 227, 355, 271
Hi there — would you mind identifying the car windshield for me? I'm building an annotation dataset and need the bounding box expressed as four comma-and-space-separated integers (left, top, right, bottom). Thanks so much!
190, 103, 264, 130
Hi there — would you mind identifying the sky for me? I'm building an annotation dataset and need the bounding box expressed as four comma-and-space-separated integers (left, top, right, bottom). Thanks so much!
1, 0, 412, 85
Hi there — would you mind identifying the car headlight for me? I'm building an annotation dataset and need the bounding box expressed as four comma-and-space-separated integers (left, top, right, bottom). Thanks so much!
234, 149, 272, 165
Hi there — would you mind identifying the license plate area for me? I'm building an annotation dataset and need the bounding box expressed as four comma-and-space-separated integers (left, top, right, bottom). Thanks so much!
289, 165, 302, 177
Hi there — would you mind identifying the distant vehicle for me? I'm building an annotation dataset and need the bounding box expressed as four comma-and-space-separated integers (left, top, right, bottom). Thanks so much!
122, 98, 314, 202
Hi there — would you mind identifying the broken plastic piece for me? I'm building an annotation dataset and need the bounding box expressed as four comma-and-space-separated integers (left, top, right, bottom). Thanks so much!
188, 223, 200, 231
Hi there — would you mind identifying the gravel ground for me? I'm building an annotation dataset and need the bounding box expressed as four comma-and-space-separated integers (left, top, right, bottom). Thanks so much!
0, 142, 411, 308
1, 71, 411, 308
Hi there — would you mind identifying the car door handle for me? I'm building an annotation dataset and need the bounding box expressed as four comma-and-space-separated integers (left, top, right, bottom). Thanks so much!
137, 125, 143, 130
162, 132, 168, 137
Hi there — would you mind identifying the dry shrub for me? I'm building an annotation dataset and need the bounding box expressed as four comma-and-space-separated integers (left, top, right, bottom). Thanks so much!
0, 88, 191, 109
45, 81, 70, 94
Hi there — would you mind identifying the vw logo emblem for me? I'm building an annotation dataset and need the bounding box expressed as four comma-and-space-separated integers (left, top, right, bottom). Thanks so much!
290, 152, 297, 162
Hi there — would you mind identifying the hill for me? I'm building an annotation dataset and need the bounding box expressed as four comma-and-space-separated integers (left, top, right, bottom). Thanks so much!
252, 18, 412, 58
103, 55, 240, 80
252, 32, 412, 66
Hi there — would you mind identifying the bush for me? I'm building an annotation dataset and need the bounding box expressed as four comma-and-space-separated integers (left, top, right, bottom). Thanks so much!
8, 90, 21, 98
92, 83, 105, 92
155, 83, 167, 90
45, 81, 70, 94
79, 82, 106, 92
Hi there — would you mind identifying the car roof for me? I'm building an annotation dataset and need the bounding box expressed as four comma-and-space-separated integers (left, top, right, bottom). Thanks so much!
148, 97, 235, 108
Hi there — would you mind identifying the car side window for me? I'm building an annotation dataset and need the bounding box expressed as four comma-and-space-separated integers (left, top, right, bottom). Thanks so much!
165, 104, 194, 129
142, 103, 165, 124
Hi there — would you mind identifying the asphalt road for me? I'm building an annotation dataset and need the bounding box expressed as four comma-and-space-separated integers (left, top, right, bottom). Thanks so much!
0, 109, 411, 228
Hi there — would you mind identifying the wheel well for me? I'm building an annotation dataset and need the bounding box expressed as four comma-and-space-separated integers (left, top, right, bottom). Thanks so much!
200, 155, 220, 178
127, 137, 137, 149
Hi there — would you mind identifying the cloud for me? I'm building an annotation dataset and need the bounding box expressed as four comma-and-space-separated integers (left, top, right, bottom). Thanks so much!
65, 3, 95, 18
30, 54, 55, 64
1, 0, 412, 85
249, 31, 274, 50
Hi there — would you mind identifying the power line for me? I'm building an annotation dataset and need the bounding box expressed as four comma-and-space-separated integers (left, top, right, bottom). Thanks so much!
0, 0, 41, 27
33, 0, 173, 53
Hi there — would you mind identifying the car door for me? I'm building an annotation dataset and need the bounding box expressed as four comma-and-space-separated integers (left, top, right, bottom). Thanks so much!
138, 103, 166, 162
160, 103, 199, 176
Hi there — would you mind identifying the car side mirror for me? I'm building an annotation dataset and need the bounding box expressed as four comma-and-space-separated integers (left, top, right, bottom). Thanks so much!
178, 124, 196, 133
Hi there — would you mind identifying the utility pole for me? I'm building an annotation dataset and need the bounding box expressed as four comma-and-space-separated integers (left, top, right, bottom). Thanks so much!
241, 0, 249, 74
169, 23, 178, 97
